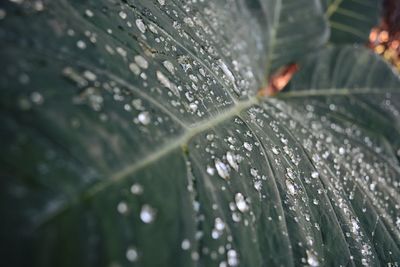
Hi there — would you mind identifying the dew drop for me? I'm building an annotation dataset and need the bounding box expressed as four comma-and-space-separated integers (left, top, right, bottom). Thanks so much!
85, 9, 94, 18
235, 193, 249, 213
207, 166, 216, 175
129, 63, 141, 75
136, 19, 146, 33
286, 180, 296, 195
243, 142, 253, 151
156, 70, 180, 97
117, 201, 128, 214
351, 218, 360, 234
227, 249, 239, 266
189, 102, 198, 112
226, 151, 239, 171
77, 40, 87, 49
119, 11, 127, 19
31, 92, 44, 105
311, 171, 319, 179
272, 146, 280, 155
140, 204, 156, 223
215, 159, 230, 180
181, 239, 191, 250
163, 60, 175, 74
218, 59, 235, 83
253, 180, 262, 191
250, 168, 258, 177
83, 70, 97, 81
232, 212, 241, 222
212, 229, 221, 239
306, 250, 319, 267
215, 217, 225, 231
126, 247, 138, 262
138, 111, 151, 125
183, 17, 195, 27
157, 0, 165, 5
130, 183, 143, 195
134, 55, 149, 69
206, 133, 214, 141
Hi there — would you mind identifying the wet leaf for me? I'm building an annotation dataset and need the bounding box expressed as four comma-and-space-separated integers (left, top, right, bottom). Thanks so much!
0, 1, 399, 267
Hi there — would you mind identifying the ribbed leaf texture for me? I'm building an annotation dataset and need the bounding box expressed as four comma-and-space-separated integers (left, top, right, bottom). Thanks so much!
0, 0, 399, 266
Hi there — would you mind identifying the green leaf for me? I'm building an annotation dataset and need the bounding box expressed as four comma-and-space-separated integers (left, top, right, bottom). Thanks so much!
1, 1, 400, 267
323, 0, 381, 43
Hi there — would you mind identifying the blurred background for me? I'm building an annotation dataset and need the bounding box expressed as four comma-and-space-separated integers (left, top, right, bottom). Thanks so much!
370, 0, 400, 71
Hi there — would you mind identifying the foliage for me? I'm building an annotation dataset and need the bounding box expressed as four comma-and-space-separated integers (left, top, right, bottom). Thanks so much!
0, 0, 399, 266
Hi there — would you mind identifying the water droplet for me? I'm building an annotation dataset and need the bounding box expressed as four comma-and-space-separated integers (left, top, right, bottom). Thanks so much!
253, 180, 262, 191
189, 102, 198, 112
207, 166, 216, 175
181, 239, 191, 250
227, 136, 236, 144
212, 229, 221, 239
129, 63, 141, 75
243, 142, 253, 151
215, 217, 225, 231
311, 171, 319, 179
119, 11, 127, 20
130, 183, 143, 195
272, 146, 279, 155
134, 55, 149, 69
351, 218, 359, 234
77, 40, 86, 49
206, 133, 214, 141
157, 0, 165, 5
156, 70, 180, 97
250, 168, 258, 177
306, 250, 319, 267
138, 111, 151, 125
30, 92, 44, 105
215, 159, 230, 180
126, 247, 138, 262
163, 60, 175, 74
227, 249, 239, 266
183, 17, 195, 27
191, 251, 199, 261
140, 204, 156, 223
232, 212, 241, 222
286, 180, 296, 195
83, 70, 97, 81
117, 201, 128, 214
218, 59, 235, 83
226, 151, 239, 171
235, 193, 249, 213
369, 182, 376, 191
85, 9, 94, 18
135, 19, 146, 33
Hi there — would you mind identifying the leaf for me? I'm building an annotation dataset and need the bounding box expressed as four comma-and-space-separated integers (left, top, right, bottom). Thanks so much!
323, 0, 381, 43
1, 1, 400, 267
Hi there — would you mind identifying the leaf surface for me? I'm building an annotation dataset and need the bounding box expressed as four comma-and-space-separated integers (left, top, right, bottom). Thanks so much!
323, 0, 380, 43
0, 1, 399, 267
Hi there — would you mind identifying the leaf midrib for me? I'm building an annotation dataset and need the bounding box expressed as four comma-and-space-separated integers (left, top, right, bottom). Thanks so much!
36, 87, 399, 228
87, 88, 400, 197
